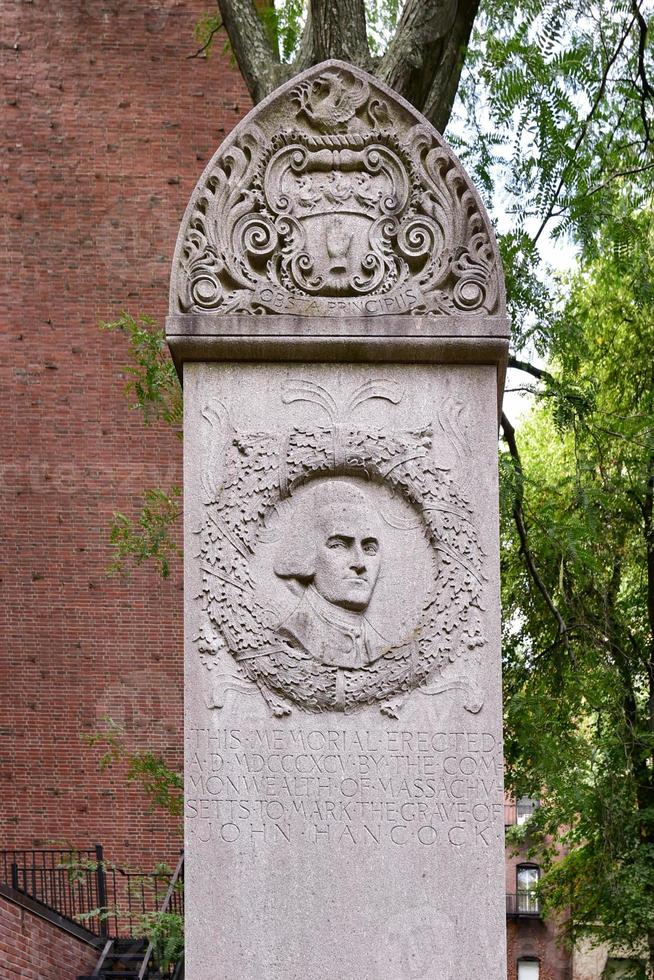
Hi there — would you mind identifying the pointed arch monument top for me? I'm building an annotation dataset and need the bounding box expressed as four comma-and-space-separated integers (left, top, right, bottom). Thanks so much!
170, 59, 506, 321
167, 60, 509, 396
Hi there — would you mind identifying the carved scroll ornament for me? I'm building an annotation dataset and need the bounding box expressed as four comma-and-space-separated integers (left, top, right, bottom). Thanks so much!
171, 63, 505, 318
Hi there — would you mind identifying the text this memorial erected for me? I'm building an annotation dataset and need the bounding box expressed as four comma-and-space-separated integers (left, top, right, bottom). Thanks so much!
167, 60, 509, 980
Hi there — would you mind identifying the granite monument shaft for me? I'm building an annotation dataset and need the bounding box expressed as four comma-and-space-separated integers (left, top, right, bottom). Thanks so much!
167, 59, 509, 980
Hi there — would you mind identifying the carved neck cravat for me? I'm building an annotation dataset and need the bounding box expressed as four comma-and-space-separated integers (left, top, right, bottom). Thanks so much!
279, 585, 388, 669
305, 584, 367, 631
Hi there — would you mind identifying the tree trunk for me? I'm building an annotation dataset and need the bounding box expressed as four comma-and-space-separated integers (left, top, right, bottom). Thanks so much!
378, 0, 480, 133
307, 0, 370, 67
215, 0, 481, 133
215, 0, 286, 104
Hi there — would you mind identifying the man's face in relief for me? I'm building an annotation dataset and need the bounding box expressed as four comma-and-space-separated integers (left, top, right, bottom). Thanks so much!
312, 500, 381, 612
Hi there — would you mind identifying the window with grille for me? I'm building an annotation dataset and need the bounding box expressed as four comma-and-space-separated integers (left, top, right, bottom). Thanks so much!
516, 864, 540, 914
516, 796, 539, 825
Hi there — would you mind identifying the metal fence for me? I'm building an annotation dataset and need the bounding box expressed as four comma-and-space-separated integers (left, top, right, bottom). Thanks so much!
1, 846, 107, 934
137, 851, 184, 979
506, 890, 541, 916
108, 862, 184, 938
1, 845, 184, 939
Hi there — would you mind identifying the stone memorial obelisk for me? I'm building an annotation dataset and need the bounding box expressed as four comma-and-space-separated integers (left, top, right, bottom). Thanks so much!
167, 60, 509, 980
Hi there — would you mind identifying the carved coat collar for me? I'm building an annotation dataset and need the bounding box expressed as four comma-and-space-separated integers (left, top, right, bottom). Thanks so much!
278, 585, 389, 669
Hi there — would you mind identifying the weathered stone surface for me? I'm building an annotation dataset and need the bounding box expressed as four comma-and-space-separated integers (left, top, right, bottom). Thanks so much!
169, 60, 508, 980
182, 363, 506, 979
170, 60, 505, 321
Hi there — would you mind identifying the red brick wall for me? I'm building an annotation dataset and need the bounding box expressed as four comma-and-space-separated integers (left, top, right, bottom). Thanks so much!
505, 848, 572, 979
1, 0, 249, 870
507, 918, 572, 980
0, 894, 98, 980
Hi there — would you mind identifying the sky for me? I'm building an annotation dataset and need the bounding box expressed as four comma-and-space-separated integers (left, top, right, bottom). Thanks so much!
503, 230, 578, 423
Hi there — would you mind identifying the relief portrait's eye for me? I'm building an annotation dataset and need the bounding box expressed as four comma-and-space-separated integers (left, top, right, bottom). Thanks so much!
362, 540, 379, 555
326, 537, 348, 550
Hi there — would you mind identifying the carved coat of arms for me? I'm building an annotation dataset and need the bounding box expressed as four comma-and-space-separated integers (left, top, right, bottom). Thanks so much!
172, 65, 503, 318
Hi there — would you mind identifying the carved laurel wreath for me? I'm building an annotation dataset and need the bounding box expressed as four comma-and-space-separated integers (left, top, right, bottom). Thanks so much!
195, 380, 486, 717
175, 68, 501, 317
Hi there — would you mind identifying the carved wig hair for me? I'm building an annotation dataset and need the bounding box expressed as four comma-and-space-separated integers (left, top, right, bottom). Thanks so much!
273, 480, 381, 589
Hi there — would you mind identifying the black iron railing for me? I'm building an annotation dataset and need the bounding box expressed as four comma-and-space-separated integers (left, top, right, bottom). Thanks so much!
0, 846, 184, 940
506, 891, 541, 917
107, 863, 183, 938
138, 851, 185, 979
2, 845, 108, 936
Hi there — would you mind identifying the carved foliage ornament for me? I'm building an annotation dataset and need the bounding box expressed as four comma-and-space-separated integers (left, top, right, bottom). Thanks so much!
195, 380, 487, 717
171, 62, 505, 318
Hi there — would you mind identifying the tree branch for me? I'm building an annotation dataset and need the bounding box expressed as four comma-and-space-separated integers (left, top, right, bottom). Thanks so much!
215, 0, 284, 104
531, 10, 637, 246
378, 0, 481, 133
421, 0, 481, 134
293, 5, 316, 74
507, 355, 554, 383
585, 159, 654, 198
501, 411, 577, 669
631, 0, 654, 151
187, 19, 223, 60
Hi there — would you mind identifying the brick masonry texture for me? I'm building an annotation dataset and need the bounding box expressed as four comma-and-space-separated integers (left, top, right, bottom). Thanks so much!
0, 894, 98, 980
1, 0, 249, 871
505, 854, 571, 979
506, 919, 572, 980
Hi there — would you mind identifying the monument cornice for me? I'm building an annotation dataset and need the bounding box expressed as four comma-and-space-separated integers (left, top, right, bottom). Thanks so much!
167, 313, 509, 408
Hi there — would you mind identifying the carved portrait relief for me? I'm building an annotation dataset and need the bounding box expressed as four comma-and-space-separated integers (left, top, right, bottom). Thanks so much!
273, 481, 388, 671
195, 379, 487, 718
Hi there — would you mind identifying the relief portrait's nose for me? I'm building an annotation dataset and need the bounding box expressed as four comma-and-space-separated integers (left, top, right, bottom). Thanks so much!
349, 543, 367, 573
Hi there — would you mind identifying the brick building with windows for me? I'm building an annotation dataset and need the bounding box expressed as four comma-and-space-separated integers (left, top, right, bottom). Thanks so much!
0, 3, 623, 978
